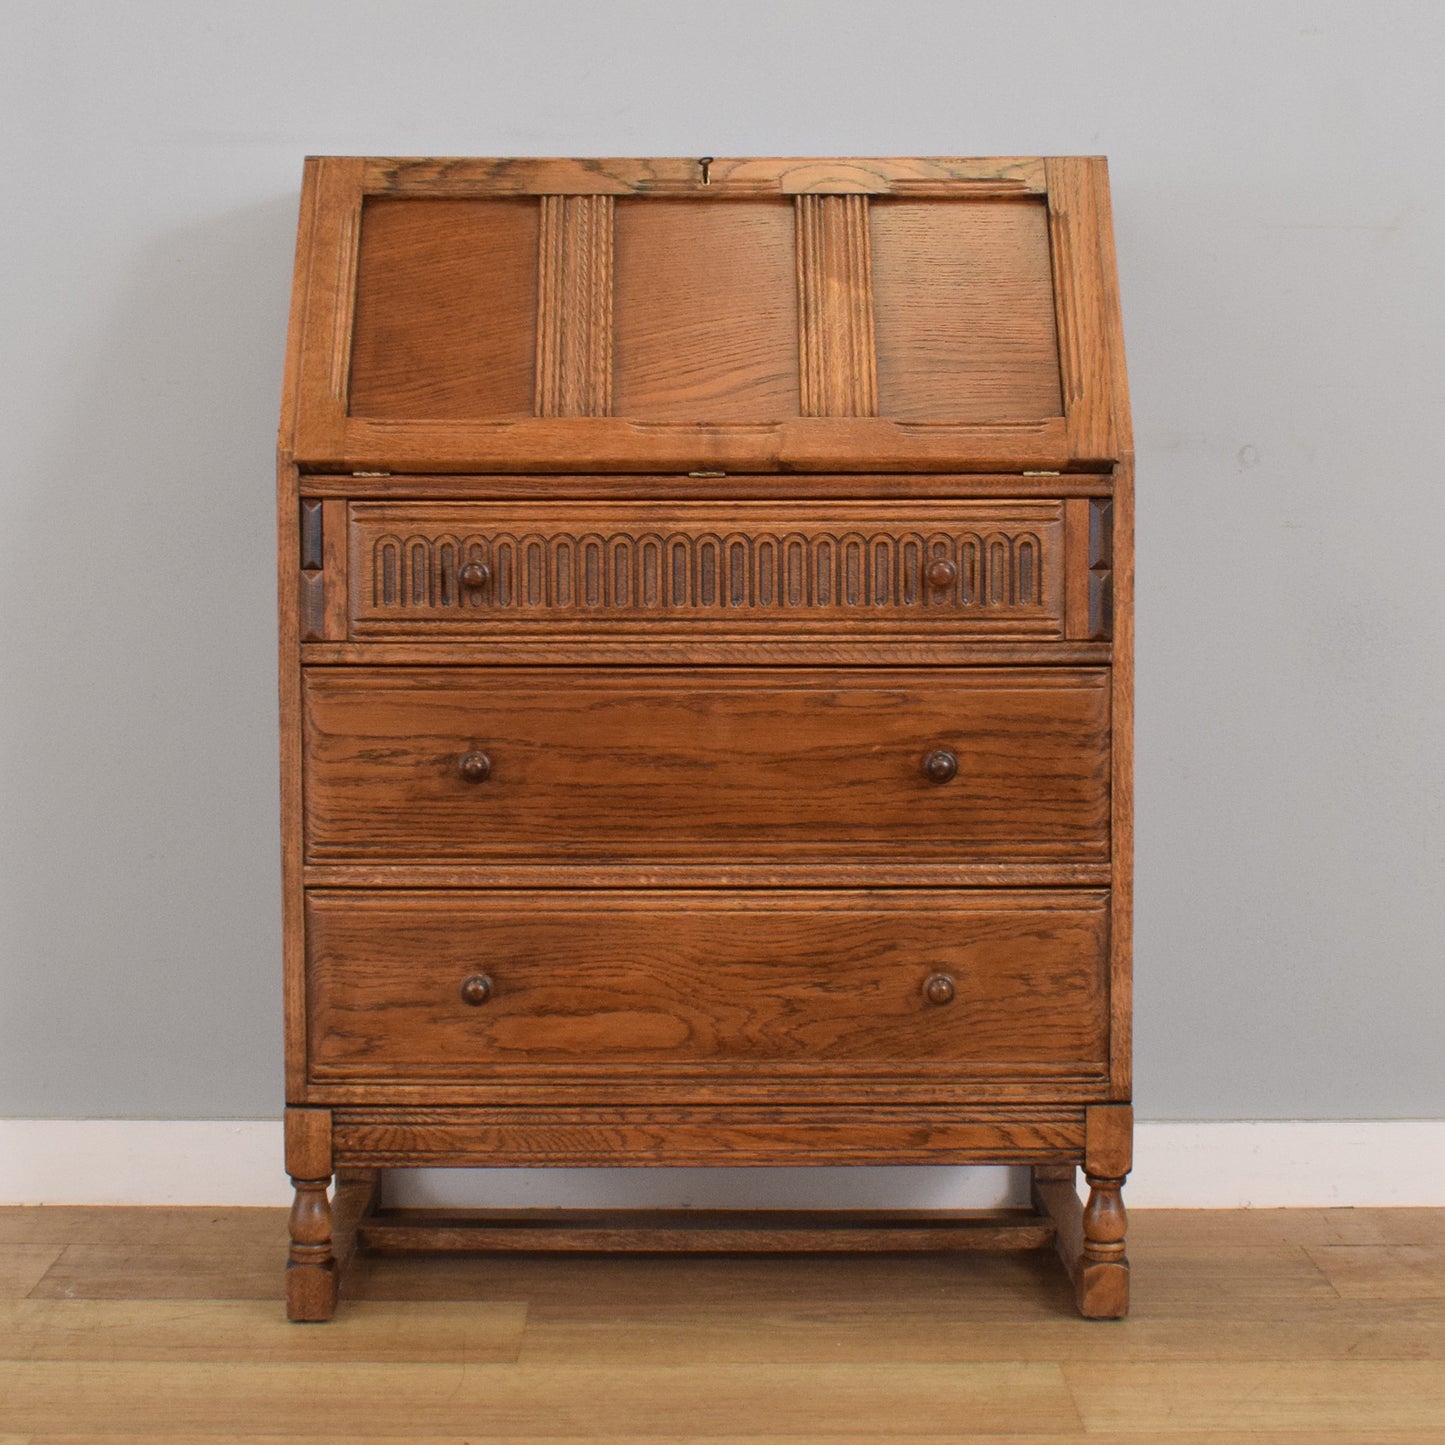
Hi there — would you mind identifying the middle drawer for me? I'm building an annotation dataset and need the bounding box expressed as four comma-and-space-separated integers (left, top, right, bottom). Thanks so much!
303, 667, 1109, 864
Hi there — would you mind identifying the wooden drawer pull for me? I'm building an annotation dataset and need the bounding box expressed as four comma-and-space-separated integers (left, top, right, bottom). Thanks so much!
923, 972, 956, 1006
925, 558, 958, 589
460, 974, 494, 1006
459, 561, 491, 590
458, 750, 492, 783
921, 749, 958, 785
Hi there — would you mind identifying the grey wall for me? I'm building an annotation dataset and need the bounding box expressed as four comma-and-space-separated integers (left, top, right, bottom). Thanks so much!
2, 0, 1442, 1122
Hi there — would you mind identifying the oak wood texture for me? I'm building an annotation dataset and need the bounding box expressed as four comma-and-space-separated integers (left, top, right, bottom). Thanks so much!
356, 1208, 1056, 1254
284, 156, 1122, 472
870, 196, 1062, 420
277, 154, 1133, 1321
613, 198, 799, 422
348, 197, 539, 420
303, 638, 1114, 670
300, 667, 1109, 864
304, 889, 1109, 1085
6, 1207, 1445, 1439
283, 1108, 335, 1322
536, 195, 614, 417
796, 194, 877, 416
303, 470, 1115, 500
346, 500, 1067, 639
327, 1106, 1087, 1167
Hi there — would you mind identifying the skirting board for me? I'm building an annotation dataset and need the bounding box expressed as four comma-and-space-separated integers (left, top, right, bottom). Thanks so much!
1, 1119, 1443, 1208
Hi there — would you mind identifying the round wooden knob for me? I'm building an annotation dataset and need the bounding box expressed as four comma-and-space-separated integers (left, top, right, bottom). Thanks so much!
922, 749, 958, 784
460, 974, 493, 1006
459, 561, 491, 590
926, 558, 958, 589
458, 750, 491, 783
924, 973, 956, 1006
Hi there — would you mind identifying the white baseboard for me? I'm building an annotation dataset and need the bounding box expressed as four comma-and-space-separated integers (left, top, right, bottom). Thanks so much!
1, 1118, 1442, 1208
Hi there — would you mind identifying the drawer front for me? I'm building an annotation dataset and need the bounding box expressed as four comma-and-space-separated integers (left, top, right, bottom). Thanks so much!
348, 501, 1064, 639
306, 889, 1109, 1081
302, 667, 1109, 864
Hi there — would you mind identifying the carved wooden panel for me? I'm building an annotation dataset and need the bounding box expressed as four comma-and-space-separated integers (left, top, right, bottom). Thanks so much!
306, 889, 1109, 1081
535, 195, 613, 417
288, 157, 1125, 470
1087, 496, 1114, 640
301, 666, 1110, 864
297, 499, 347, 642
1064, 495, 1114, 642
796, 194, 877, 416
347, 501, 1064, 636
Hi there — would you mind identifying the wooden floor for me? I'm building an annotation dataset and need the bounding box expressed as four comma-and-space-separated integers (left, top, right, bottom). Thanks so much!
0, 1206, 1442, 1441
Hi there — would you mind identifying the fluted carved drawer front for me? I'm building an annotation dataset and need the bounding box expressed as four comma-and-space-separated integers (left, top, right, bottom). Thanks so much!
349, 501, 1064, 639
302, 666, 1109, 864
305, 889, 1109, 1082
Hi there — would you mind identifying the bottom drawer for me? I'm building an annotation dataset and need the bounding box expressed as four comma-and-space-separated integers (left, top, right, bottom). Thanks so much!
306, 890, 1109, 1084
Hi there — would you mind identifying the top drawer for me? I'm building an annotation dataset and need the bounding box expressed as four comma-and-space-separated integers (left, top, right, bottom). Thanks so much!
348, 501, 1064, 640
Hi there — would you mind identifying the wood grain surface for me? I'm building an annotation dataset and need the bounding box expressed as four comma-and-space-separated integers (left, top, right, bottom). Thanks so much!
304, 888, 1109, 1081
276, 154, 1135, 1321
327, 1106, 1088, 1167
4, 1207, 1444, 1439
284, 156, 1123, 472
301, 667, 1110, 863
345, 499, 1067, 638
347, 198, 539, 421
871, 197, 1062, 420
612, 199, 800, 422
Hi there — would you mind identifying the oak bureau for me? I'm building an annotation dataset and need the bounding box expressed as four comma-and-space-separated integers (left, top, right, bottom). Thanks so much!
277, 156, 1133, 1320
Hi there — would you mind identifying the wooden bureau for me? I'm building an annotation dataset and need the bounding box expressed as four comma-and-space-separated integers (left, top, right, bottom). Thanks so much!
277, 156, 1133, 1320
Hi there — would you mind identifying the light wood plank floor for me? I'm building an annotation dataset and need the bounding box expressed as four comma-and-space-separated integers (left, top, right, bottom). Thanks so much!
0, 1206, 1442, 1440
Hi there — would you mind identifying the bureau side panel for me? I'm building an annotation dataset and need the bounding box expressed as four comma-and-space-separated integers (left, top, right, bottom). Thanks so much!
1109, 454, 1134, 1098
1094, 158, 1133, 1103
278, 160, 322, 1102
279, 461, 307, 1100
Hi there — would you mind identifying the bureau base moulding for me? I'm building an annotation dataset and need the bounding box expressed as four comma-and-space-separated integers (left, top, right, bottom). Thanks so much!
7, 1119, 1442, 1210
282, 1103, 1132, 1322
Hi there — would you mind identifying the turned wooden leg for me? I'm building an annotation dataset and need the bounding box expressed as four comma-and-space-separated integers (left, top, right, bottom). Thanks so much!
1032, 1102, 1132, 1319
285, 1107, 337, 1322
1078, 1102, 1132, 1317
1077, 1170, 1129, 1318
287, 1174, 337, 1321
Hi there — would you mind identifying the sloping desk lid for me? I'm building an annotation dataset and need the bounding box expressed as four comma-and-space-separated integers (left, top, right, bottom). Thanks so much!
281, 157, 1129, 473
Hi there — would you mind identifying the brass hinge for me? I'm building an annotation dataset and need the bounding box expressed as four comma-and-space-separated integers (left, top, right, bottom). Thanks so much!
1023, 470, 1060, 477
687, 470, 727, 479
352, 470, 391, 477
